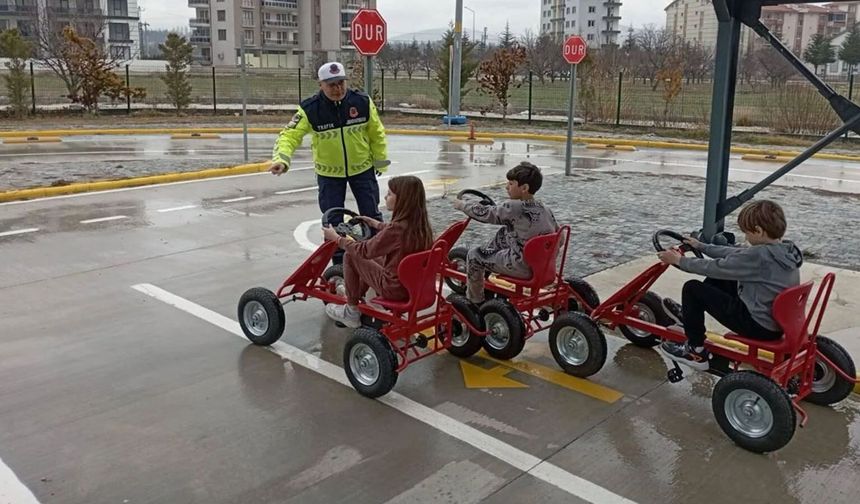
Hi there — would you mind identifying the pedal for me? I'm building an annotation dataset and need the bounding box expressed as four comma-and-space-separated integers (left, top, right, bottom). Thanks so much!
667, 362, 685, 383
415, 334, 429, 349
537, 309, 551, 321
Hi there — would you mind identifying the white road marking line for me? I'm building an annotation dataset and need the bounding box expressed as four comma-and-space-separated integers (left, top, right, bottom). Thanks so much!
732, 168, 860, 184
156, 205, 197, 213
275, 186, 317, 195
294, 220, 319, 252
222, 196, 255, 203
0, 227, 39, 238
80, 215, 128, 224
0, 456, 40, 504
378, 169, 432, 180
0, 167, 315, 207
131, 283, 636, 504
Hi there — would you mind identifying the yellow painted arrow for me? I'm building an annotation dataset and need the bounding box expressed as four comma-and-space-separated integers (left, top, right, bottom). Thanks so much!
479, 350, 623, 403
459, 361, 529, 389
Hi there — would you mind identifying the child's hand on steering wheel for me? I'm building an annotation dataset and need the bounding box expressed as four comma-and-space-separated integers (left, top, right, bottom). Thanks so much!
453, 199, 466, 211
321, 225, 340, 242
684, 236, 704, 250
355, 215, 382, 230
657, 249, 683, 266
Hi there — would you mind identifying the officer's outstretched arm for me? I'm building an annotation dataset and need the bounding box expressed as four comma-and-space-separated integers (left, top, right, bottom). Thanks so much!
271, 107, 312, 171
367, 100, 390, 173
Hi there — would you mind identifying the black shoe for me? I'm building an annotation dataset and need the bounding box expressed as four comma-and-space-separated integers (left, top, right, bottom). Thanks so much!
660, 341, 709, 371
662, 297, 684, 326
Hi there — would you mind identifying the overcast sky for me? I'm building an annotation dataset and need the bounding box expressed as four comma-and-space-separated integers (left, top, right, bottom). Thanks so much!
140, 0, 668, 36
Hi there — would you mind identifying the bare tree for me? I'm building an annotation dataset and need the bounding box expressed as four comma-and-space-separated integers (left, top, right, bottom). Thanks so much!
402, 39, 421, 79
421, 41, 436, 80
633, 25, 678, 89
521, 29, 556, 83
738, 47, 761, 87
681, 41, 713, 83
34, 8, 128, 100
755, 45, 795, 86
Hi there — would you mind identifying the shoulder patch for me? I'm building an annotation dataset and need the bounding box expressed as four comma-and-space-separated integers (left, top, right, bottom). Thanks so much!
287, 112, 302, 129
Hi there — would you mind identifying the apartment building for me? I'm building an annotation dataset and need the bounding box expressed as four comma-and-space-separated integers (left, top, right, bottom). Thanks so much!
539, 0, 622, 47
666, 0, 860, 55
0, 0, 140, 60
188, 0, 375, 69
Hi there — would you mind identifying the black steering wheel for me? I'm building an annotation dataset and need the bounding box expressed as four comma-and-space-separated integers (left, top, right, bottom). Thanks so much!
457, 189, 496, 206
321, 208, 373, 241
652, 230, 704, 259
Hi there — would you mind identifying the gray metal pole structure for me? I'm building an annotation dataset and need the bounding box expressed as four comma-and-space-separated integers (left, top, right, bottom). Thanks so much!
449, 0, 464, 118
240, 35, 249, 163
564, 64, 577, 176
365, 56, 373, 98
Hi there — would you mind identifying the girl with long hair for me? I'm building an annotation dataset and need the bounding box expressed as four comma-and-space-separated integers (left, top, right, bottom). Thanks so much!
322, 175, 433, 327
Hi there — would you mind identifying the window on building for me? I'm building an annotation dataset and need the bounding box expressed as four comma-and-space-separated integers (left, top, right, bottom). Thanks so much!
108, 22, 129, 41
110, 45, 131, 60
108, 0, 128, 17
588, 6, 596, 13
217, 11, 225, 21
244, 29, 254, 45
588, 20, 595, 27
218, 29, 227, 41
587, 34, 594, 41
243, 10, 254, 26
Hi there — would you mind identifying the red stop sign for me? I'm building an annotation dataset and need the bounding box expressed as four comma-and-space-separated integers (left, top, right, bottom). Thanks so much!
351, 9, 387, 56
563, 36, 587, 65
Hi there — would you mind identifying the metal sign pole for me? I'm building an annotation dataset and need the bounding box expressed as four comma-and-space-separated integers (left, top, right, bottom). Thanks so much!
365, 55, 373, 96
240, 35, 249, 163
564, 64, 577, 176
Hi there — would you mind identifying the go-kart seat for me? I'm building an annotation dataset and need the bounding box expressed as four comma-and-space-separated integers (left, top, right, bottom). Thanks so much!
371, 242, 447, 313
723, 281, 814, 355
495, 229, 563, 291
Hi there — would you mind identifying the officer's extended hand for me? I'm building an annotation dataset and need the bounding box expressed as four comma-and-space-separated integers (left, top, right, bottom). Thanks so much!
269, 162, 288, 176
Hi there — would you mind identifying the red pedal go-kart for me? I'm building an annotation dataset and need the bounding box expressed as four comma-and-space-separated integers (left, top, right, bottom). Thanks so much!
562, 229, 858, 453
237, 208, 486, 398
440, 189, 608, 376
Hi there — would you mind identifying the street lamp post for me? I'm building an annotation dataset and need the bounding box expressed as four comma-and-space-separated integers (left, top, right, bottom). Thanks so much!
464, 6, 476, 42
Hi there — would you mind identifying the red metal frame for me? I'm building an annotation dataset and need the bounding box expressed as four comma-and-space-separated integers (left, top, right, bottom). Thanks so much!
580, 250, 857, 425
274, 238, 486, 373
441, 223, 575, 341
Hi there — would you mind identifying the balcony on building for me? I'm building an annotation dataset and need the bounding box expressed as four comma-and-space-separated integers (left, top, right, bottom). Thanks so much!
602, 28, 621, 35
263, 19, 298, 28
190, 34, 211, 44
603, 14, 621, 21
190, 17, 210, 27
0, 3, 38, 14
603, 0, 622, 7
262, 0, 298, 10
188, 0, 209, 8
341, 0, 363, 13
264, 38, 297, 47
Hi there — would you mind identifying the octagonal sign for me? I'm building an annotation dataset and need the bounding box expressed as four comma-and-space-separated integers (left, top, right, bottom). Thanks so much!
563, 36, 587, 65
351, 9, 387, 56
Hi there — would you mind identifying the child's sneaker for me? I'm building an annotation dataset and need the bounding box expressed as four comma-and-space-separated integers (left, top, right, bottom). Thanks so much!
662, 297, 684, 326
660, 341, 710, 371
325, 304, 361, 328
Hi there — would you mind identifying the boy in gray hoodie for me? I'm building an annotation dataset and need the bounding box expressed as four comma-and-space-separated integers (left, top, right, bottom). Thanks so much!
453, 162, 559, 304
656, 200, 803, 370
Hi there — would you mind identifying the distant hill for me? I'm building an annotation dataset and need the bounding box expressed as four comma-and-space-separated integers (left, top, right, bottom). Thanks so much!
389, 28, 449, 43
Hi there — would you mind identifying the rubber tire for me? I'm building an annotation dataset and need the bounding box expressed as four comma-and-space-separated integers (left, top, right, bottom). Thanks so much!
712, 371, 796, 453
565, 276, 600, 313
549, 311, 608, 377
238, 287, 286, 346
805, 336, 857, 406
343, 327, 398, 398
322, 264, 345, 304
480, 298, 526, 360
619, 291, 673, 348
446, 294, 485, 358
444, 247, 469, 295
